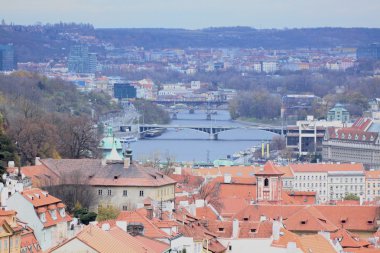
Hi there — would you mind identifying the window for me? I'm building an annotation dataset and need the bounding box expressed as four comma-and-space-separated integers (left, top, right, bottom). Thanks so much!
123, 190, 128, 196
107, 189, 112, 196
122, 205, 128, 211
139, 190, 144, 197
50, 210, 57, 220
264, 178, 269, 187
59, 208, 66, 217
98, 189, 103, 196
40, 213, 46, 222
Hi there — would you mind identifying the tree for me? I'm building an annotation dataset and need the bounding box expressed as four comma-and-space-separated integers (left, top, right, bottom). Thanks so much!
270, 136, 286, 151
43, 169, 96, 212
344, 193, 360, 201
198, 182, 223, 211
96, 205, 120, 222
56, 115, 100, 158
8, 117, 58, 164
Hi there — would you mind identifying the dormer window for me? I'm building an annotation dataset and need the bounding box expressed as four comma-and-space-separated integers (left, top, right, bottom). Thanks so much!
59, 208, 66, 217
370, 135, 374, 141
348, 134, 351, 139
218, 228, 224, 232
250, 229, 257, 233
243, 217, 249, 221
355, 134, 358, 140
301, 220, 307, 225
367, 220, 374, 225
363, 135, 366, 141
341, 133, 345, 139
50, 210, 57, 220
40, 213, 46, 223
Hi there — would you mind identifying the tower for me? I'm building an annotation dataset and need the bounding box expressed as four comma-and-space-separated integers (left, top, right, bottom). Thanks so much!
255, 161, 284, 203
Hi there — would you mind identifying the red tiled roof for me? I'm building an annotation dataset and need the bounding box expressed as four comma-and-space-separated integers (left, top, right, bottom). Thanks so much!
21, 188, 71, 228
21, 188, 61, 208
331, 228, 370, 248
196, 206, 219, 221
352, 117, 373, 131
284, 206, 337, 232
117, 209, 169, 238
234, 204, 379, 232
21, 226, 41, 252
255, 161, 284, 176
290, 163, 365, 173
366, 170, 380, 179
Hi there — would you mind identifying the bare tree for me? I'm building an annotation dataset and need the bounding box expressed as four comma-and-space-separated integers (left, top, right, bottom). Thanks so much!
8, 117, 58, 164
57, 115, 100, 158
270, 136, 286, 151
198, 182, 223, 211
44, 169, 96, 212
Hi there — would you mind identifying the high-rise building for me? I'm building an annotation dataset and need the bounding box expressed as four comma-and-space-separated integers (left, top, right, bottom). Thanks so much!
0, 44, 15, 71
68, 45, 97, 73
114, 83, 137, 99
357, 43, 380, 60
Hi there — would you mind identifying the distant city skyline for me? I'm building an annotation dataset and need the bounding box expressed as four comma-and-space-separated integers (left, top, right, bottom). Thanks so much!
1, 0, 380, 29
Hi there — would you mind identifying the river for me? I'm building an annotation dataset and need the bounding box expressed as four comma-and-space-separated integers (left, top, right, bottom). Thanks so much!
129, 110, 276, 162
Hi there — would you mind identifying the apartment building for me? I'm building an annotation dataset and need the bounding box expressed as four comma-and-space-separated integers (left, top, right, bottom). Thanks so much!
290, 163, 365, 203
365, 170, 380, 201
323, 117, 380, 169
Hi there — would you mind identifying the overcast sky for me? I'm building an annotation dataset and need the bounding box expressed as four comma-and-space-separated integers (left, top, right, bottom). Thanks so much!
1, 0, 380, 29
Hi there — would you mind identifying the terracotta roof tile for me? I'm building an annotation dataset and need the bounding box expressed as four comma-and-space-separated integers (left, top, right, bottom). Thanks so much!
290, 163, 365, 173
299, 234, 337, 253
117, 209, 170, 238
331, 228, 370, 248
255, 161, 284, 176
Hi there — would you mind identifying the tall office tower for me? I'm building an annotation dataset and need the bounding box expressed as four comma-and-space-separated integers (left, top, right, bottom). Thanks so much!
68, 45, 97, 73
0, 44, 16, 71
357, 43, 380, 60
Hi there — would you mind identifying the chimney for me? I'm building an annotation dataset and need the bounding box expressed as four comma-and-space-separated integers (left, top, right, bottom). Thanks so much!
124, 147, 133, 169
101, 223, 110, 231
232, 219, 239, 239
146, 207, 153, 220
272, 220, 281, 241
224, 174, 232, 184
116, 221, 127, 232
7, 161, 15, 168
35, 157, 41, 166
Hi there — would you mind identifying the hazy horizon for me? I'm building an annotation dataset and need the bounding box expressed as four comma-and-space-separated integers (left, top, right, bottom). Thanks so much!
1, 0, 380, 29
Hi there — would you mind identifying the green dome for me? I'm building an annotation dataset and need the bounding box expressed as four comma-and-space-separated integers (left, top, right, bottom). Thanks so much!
99, 126, 124, 160
99, 136, 123, 150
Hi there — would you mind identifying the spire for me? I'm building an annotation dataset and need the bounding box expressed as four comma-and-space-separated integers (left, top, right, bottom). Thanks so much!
106, 136, 122, 161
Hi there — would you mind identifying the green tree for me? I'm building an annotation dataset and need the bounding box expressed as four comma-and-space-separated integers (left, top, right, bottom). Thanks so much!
344, 193, 360, 201
96, 205, 120, 222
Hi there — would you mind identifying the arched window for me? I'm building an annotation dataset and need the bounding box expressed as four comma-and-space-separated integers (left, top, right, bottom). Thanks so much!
264, 178, 269, 187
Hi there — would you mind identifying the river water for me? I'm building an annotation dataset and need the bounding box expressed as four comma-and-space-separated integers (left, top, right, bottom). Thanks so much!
130, 110, 276, 162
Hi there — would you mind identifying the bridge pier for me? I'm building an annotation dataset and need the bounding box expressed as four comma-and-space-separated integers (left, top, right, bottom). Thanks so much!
210, 133, 218, 140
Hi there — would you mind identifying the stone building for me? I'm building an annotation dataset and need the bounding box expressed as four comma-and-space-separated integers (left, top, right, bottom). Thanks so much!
327, 103, 350, 123
322, 117, 380, 169
22, 151, 177, 212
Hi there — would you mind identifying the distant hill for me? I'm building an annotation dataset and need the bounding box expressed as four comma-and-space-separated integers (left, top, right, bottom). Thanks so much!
96, 27, 380, 49
1, 24, 380, 62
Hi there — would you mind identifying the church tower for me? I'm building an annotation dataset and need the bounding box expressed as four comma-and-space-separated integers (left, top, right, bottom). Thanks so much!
255, 161, 284, 203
